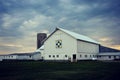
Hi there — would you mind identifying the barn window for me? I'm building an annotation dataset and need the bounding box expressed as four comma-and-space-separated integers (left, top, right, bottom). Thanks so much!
99, 56, 101, 58
56, 40, 62, 48
93, 55, 95, 57
114, 56, 116, 58
90, 55, 91, 57
65, 55, 67, 57
85, 55, 87, 57
29, 55, 32, 58
53, 55, 55, 58
57, 55, 59, 58
109, 56, 111, 58
49, 55, 51, 58
80, 55, 82, 57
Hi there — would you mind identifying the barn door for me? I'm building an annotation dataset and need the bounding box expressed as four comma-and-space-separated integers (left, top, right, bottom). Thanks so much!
73, 54, 77, 62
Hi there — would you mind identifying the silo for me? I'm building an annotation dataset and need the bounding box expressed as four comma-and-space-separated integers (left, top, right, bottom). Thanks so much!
37, 33, 47, 49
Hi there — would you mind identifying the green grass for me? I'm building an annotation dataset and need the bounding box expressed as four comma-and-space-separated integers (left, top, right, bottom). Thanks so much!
0, 61, 120, 80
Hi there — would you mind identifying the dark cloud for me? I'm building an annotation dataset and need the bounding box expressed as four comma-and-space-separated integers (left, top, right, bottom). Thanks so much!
0, 0, 120, 54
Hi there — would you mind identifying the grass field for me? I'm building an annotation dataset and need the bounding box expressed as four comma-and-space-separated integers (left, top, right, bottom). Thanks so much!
0, 61, 120, 80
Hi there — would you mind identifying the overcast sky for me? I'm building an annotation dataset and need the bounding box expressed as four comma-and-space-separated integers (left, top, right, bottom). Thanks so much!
0, 0, 120, 54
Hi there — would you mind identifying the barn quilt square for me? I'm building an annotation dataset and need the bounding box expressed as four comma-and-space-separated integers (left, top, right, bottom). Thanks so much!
56, 40, 62, 48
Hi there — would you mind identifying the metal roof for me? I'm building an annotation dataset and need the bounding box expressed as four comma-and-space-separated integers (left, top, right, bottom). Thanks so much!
99, 45, 120, 52
57, 27, 99, 44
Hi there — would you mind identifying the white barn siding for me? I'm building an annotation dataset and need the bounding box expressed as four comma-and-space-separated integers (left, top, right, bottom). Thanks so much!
97, 56, 114, 60
40, 50, 44, 57
39, 46, 44, 57
44, 30, 77, 60
77, 41, 99, 53
77, 41, 99, 60
17, 55, 32, 60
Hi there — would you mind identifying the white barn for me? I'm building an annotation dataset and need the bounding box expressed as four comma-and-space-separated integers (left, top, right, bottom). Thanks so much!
41, 27, 99, 62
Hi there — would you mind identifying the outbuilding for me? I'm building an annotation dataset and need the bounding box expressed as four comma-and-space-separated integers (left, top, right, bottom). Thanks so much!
97, 52, 120, 60
0, 52, 41, 61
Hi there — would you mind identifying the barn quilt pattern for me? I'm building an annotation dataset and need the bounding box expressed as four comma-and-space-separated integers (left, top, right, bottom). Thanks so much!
56, 40, 62, 48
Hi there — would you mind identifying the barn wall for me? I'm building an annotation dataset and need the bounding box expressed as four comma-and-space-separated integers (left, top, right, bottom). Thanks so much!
76, 53, 97, 60
39, 48, 44, 57
77, 40, 99, 53
97, 56, 115, 60
17, 55, 32, 60
77, 40, 99, 60
44, 30, 77, 60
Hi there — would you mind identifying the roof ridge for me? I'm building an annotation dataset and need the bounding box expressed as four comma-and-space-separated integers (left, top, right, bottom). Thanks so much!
57, 27, 99, 44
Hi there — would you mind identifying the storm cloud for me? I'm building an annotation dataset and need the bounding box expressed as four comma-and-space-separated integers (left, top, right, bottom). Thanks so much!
0, 0, 120, 54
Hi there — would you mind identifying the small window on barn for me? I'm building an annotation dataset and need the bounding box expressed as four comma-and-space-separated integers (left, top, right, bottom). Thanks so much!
114, 56, 116, 58
53, 55, 55, 58
29, 55, 32, 58
56, 55, 59, 58
80, 55, 82, 57
90, 55, 91, 57
65, 55, 67, 57
85, 55, 87, 58
109, 56, 111, 58
49, 55, 50, 57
